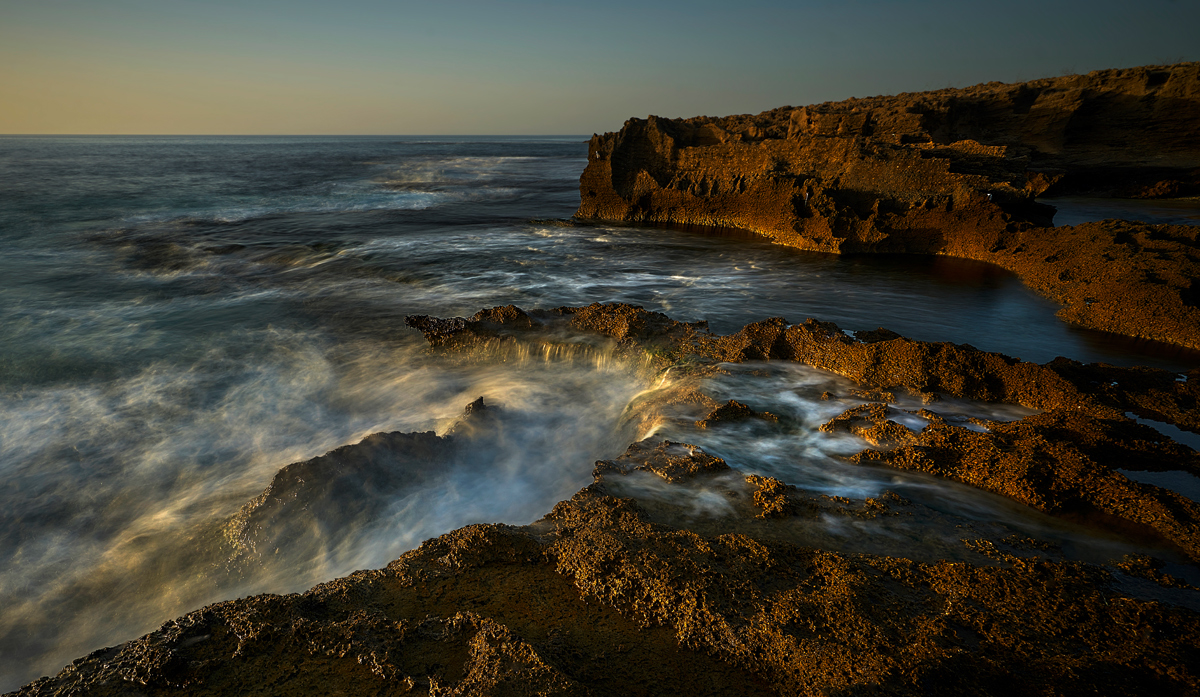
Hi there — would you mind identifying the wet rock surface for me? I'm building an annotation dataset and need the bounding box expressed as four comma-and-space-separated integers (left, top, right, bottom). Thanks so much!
18, 303, 1200, 695
407, 303, 1200, 428
16, 435, 1200, 696
575, 63, 1200, 348
223, 430, 449, 567
834, 403, 1200, 560
694, 400, 778, 429
223, 398, 501, 571
408, 303, 1200, 562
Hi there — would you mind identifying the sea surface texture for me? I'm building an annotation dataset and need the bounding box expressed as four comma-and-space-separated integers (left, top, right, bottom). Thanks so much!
0, 136, 1197, 691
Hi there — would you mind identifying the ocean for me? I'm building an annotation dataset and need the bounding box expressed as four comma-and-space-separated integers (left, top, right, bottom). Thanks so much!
1, 135, 1197, 690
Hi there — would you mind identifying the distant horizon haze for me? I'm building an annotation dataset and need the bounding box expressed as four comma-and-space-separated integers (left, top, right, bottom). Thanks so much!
1, 0, 1197, 135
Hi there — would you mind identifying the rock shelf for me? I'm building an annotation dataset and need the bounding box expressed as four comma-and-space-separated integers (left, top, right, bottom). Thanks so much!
16, 303, 1199, 696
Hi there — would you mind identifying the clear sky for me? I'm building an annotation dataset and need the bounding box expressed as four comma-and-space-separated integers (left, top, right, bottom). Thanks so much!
1, 0, 1197, 135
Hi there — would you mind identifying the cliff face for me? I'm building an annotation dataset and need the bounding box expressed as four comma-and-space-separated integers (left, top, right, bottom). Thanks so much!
575, 63, 1200, 349
578, 62, 1200, 244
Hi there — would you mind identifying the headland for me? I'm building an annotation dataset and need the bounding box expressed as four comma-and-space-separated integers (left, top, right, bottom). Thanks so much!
577, 63, 1200, 349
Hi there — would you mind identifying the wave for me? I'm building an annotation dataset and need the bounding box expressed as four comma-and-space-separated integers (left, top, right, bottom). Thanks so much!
0, 331, 653, 689
118, 187, 446, 227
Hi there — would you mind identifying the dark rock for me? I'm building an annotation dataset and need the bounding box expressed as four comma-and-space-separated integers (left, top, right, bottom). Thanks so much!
409, 302, 1200, 430
593, 439, 731, 483
224, 397, 500, 569
820, 402, 919, 448
20, 304, 1200, 695
222, 430, 451, 568
694, 399, 778, 429
850, 406, 1200, 561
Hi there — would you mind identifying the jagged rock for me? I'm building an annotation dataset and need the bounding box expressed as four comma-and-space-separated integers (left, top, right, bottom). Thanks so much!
407, 303, 1200, 430
744, 474, 809, 519
20, 304, 1200, 695
849, 406, 1200, 561
576, 63, 1200, 348
694, 399, 778, 429
409, 303, 1200, 561
593, 439, 731, 483
819, 402, 919, 448
224, 398, 499, 568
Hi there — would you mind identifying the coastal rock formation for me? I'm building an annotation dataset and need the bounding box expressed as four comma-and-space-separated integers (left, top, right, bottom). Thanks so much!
825, 402, 1200, 559
223, 398, 502, 569
222, 430, 449, 566
407, 303, 1200, 428
16, 305, 1200, 695
575, 63, 1200, 348
408, 303, 1200, 560
694, 400, 778, 429
15, 438, 1200, 696
962, 219, 1200, 348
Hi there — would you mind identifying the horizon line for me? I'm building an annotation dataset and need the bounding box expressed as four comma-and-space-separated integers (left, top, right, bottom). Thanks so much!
0, 133, 594, 138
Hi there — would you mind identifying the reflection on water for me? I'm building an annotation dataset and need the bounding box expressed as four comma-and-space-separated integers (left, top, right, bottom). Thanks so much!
1046, 196, 1200, 227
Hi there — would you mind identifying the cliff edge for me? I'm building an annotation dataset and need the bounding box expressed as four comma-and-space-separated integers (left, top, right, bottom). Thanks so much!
575, 63, 1200, 349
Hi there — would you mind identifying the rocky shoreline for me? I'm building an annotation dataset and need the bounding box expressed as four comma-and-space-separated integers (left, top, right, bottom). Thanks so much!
576, 63, 1200, 349
15, 302, 1200, 696
13, 65, 1200, 695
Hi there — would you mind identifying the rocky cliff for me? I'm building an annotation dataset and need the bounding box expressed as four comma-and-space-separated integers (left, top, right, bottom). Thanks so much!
575, 63, 1200, 349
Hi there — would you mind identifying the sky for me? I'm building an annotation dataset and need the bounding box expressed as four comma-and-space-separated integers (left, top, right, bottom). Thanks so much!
1, 0, 1197, 135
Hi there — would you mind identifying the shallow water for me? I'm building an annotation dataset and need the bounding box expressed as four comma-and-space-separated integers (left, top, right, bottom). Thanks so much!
1046, 196, 1200, 228
1, 136, 1198, 690
641, 362, 1174, 566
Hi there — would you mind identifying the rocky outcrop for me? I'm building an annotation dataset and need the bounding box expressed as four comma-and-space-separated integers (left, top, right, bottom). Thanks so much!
223, 430, 449, 565
825, 402, 1200, 559
223, 398, 501, 569
407, 303, 1200, 428
575, 63, 1200, 349
407, 303, 1200, 560
964, 220, 1200, 346
694, 400, 777, 429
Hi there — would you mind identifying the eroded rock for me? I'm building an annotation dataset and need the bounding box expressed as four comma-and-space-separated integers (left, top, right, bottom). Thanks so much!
694, 399, 778, 429
409, 303, 1200, 562
824, 402, 1200, 560
593, 439, 731, 483
575, 63, 1200, 348
407, 303, 1200, 429
224, 397, 500, 569
18, 303, 1200, 695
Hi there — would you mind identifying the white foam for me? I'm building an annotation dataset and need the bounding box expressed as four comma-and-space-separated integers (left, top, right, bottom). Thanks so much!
0, 330, 656, 687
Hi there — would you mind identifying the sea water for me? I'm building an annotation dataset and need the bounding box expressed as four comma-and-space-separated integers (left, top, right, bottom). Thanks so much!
1, 135, 1197, 690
